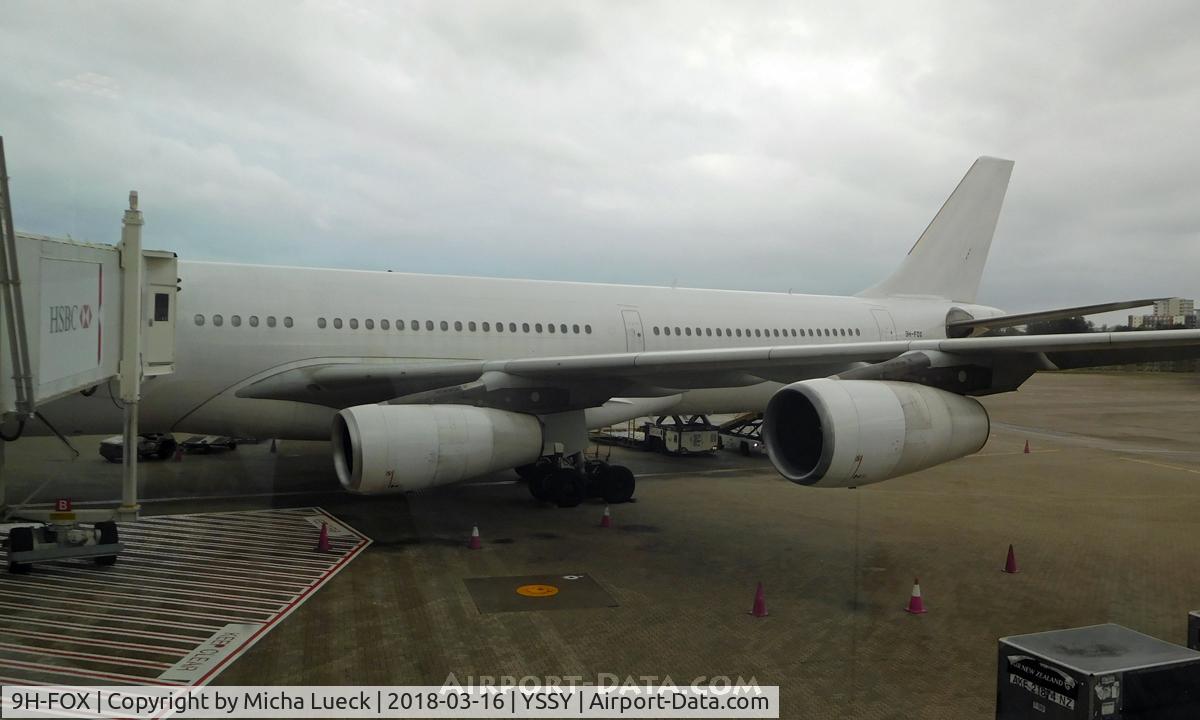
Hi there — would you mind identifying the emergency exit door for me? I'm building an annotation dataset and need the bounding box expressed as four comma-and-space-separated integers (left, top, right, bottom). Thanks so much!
621, 309, 645, 352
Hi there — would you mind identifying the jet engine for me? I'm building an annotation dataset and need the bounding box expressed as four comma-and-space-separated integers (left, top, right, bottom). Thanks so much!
763, 379, 989, 487
332, 404, 543, 493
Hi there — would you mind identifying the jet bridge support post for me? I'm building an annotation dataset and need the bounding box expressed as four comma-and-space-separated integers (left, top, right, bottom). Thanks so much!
117, 191, 143, 521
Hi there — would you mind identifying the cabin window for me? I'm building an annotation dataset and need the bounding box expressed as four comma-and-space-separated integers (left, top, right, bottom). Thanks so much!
535, 323, 543, 333
266, 316, 276, 328
284, 316, 293, 328
249, 316, 259, 327
333, 318, 342, 329
560, 324, 567, 334
754, 329, 760, 337
548, 324, 556, 334
348, 318, 358, 329
510, 323, 518, 332
230, 315, 242, 327
573, 324, 580, 334
366, 319, 375, 329
454, 321, 462, 331
317, 317, 326, 328
523, 323, 531, 333
585, 324, 592, 334
381, 319, 389, 330
715, 328, 722, 337
468, 321, 476, 331
213, 314, 223, 327
194, 314, 205, 326
653, 326, 660, 335
425, 320, 433, 330
482, 322, 490, 332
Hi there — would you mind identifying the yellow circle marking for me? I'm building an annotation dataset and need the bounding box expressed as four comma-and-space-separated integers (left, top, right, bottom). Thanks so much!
516, 583, 559, 598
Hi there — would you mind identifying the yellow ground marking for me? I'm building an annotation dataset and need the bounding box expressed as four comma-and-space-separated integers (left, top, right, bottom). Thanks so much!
1119, 457, 1200, 476
516, 584, 560, 598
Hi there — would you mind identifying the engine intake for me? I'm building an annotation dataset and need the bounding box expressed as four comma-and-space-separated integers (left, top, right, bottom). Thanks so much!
332, 404, 543, 494
763, 379, 989, 487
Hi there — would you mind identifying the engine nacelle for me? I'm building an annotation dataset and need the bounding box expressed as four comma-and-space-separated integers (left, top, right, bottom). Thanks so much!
763, 379, 989, 487
332, 404, 543, 494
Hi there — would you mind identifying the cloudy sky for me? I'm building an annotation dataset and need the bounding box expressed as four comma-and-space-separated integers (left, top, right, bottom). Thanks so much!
1, 1, 1196, 320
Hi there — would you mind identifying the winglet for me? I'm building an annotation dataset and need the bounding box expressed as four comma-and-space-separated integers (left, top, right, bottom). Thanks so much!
858, 156, 1014, 303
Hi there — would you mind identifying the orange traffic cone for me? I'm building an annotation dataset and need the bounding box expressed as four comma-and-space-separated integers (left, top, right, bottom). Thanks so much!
600, 506, 612, 528
315, 522, 331, 552
1003, 544, 1019, 574
172, 446, 184, 462
905, 578, 928, 614
749, 582, 768, 617
1023, 440, 1030, 454
467, 525, 482, 550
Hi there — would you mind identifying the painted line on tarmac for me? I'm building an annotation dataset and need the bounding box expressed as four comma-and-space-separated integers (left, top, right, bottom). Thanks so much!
969, 449, 1061, 457
638, 467, 777, 478
1119, 456, 1200, 476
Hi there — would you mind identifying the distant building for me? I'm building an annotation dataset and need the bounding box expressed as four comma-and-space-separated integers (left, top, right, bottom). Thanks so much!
1129, 297, 1197, 329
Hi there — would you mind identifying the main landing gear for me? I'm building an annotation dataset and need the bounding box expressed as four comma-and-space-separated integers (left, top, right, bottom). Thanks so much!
516, 457, 636, 508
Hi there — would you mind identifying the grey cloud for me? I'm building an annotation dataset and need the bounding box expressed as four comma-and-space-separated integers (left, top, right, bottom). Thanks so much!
0, 0, 1196, 311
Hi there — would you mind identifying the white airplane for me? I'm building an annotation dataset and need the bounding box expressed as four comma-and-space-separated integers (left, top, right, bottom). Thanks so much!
37, 157, 1200, 506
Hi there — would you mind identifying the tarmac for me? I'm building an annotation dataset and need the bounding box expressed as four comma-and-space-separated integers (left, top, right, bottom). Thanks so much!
1, 371, 1199, 719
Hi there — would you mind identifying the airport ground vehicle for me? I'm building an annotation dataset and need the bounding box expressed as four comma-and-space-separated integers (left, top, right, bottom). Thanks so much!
98, 433, 178, 463
5, 519, 120, 573
179, 435, 238, 454
717, 414, 765, 457
643, 415, 718, 455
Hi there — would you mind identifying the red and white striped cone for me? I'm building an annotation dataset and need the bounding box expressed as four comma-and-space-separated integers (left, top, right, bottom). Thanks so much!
315, 522, 332, 552
1003, 544, 1019, 574
600, 506, 612, 528
467, 525, 482, 550
905, 578, 928, 614
749, 581, 768, 617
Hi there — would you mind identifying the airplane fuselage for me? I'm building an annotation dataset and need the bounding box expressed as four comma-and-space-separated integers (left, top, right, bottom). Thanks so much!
40, 261, 1001, 441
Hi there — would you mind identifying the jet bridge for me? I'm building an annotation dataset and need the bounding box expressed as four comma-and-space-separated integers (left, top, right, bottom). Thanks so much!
0, 136, 177, 571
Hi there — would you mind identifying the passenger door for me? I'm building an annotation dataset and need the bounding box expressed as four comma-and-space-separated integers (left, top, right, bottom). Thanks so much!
621, 309, 645, 352
871, 308, 897, 341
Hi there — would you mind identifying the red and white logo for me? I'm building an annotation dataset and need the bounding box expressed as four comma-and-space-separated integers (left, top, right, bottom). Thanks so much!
79, 304, 93, 329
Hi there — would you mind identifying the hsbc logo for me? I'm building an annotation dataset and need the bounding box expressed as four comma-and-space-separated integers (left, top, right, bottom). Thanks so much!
48, 304, 94, 333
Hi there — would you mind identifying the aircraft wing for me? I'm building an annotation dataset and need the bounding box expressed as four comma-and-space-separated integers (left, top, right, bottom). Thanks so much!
237, 329, 1200, 411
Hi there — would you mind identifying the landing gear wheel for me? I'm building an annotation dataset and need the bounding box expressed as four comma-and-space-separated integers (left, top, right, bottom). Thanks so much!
601, 465, 636, 504
529, 471, 555, 502
584, 460, 610, 497
551, 468, 586, 508
94, 521, 118, 566
7, 526, 32, 574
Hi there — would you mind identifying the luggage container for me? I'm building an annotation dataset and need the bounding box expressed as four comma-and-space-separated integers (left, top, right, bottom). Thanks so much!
997, 623, 1200, 719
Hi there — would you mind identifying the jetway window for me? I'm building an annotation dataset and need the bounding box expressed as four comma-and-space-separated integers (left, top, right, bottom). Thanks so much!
194, 314, 205, 326
454, 321, 462, 331
317, 317, 326, 328
249, 316, 259, 327
231, 315, 242, 327
154, 293, 170, 322
266, 316, 276, 328
284, 316, 293, 328
468, 321, 476, 331
365, 319, 374, 329
213, 314, 224, 327
334, 318, 343, 329
585, 324, 592, 334
381, 320, 389, 330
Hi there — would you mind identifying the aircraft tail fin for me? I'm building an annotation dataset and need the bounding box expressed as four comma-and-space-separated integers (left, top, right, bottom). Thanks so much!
858, 156, 1014, 303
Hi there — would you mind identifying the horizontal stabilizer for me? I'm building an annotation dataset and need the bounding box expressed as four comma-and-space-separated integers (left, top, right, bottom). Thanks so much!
950, 298, 1164, 336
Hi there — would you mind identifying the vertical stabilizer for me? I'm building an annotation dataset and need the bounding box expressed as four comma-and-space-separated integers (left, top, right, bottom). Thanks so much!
858, 157, 1013, 303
